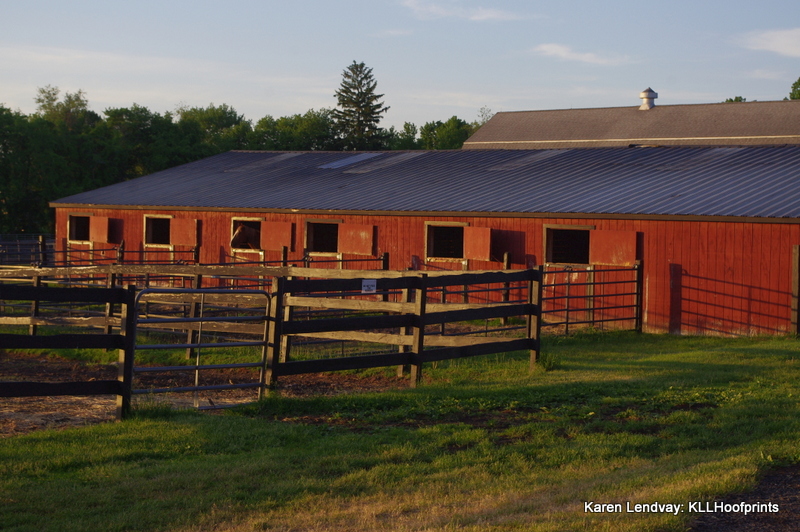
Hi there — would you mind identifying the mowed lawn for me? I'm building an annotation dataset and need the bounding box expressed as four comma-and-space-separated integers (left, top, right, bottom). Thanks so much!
2, 331, 799, 531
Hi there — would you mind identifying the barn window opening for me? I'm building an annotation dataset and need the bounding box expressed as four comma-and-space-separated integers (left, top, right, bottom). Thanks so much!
427, 225, 464, 259
145, 217, 171, 245
307, 222, 339, 253
68, 215, 90, 241
231, 220, 262, 249
547, 228, 590, 264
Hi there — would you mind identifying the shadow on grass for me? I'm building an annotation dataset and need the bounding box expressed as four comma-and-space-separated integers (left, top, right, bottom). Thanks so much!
3, 332, 800, 532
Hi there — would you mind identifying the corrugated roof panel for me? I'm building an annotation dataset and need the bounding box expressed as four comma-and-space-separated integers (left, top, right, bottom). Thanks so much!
318, 152, 382, 169
51, 147, 800, 219
343, 151, 424, 173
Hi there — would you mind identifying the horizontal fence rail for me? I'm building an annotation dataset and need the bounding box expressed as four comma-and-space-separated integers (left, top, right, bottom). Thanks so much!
0, 284, 136, 420
1, 263, 642, 416
266, 269, 543, 387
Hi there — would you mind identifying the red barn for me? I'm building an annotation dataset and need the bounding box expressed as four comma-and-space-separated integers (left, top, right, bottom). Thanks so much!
51, 145, 800, 336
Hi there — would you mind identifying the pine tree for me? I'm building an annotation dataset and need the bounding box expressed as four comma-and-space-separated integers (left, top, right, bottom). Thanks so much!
332, 61, 390, 150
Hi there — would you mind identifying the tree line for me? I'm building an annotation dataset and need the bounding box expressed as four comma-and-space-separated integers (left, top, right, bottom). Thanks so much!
725, 76, 800, 103
0, 61, 488, 234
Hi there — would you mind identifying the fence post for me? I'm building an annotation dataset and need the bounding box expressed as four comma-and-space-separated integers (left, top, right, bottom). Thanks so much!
38, 235, 49, 267
116, 240, 125, 265
586, 265, 595, 328
409, 274, 428, 387
105, 272, 118, 336
528, 267, 544, 370
29, 275, 41, 336
634, 260, 644, 333
397, 285, 411, 377
185, 274, 203, 360
116, 284, 137, 421
501, 252, 511, 326
793, 246, 800, 335
264, 276, 285, 388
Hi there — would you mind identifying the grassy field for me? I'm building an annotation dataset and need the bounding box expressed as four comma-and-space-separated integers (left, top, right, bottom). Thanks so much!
2, 331, 799, 531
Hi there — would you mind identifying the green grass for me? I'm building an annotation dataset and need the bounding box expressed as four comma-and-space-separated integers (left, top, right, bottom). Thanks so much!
2, 331, 800, 531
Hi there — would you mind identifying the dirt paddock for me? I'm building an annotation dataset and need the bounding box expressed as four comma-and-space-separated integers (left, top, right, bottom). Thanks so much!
1, 350, 797, 531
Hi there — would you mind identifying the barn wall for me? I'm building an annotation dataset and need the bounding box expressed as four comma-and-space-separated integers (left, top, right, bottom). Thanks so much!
54, 207, 800, 336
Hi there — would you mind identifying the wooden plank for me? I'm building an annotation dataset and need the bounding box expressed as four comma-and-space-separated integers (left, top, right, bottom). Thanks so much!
423, 303, 536, 326
263, 276, 284, 387
0, 333, 124, 350
0, 284, 129, 304
29, 275, 41, 336
425, 269, 538, 287
135, 320, 264, 336
285, 295, 409, 313
277, 352, 412, 376
285, 295, 517, 314
288, 330, 410, 345
0, 380, 122, 397
281, 313, 413, 335
0, 264, 529, 281
116, 285, 137, 420
283, 276, 417, 294
138, 293, 269, 305
409, 274, 427, 386
0, 316, 120, 328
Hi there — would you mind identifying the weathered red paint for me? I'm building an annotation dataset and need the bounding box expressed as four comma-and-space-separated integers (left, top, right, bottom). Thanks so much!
339, 224, 374, 255
590, 230, 637, 266
53, 206, 800, 336
464, 226, 492, 261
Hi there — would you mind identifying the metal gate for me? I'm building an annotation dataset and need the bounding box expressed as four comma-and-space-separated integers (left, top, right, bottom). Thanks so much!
131, 288, 272, 410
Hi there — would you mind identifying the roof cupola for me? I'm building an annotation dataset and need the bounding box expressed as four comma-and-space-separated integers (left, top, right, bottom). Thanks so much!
639, 88, 658, 110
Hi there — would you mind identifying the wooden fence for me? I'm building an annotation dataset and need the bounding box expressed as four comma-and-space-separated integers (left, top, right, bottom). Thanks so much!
0, 263, 650, 416
0, 284, 137, 420
1, 267, 543, 413
266, 269, 542, 387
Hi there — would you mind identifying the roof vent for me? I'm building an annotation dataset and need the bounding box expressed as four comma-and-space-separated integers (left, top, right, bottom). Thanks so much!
639, 88, 658, 110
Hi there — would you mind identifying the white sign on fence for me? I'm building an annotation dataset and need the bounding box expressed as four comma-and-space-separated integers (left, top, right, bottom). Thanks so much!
361, 279, 377, 294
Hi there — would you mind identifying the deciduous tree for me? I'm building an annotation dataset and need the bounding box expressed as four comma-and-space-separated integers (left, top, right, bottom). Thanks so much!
250, 109, 338, 151
790, 77, 800, 100
419, 116, 475, 150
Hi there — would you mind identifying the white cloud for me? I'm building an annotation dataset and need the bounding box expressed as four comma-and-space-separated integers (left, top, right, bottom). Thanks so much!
743, 28, 800, 58
747, 69, 787, 81
0, 44, 337, 118
531, 44, 631, 66
401, 0, 521, 21
372, 29, 414, 37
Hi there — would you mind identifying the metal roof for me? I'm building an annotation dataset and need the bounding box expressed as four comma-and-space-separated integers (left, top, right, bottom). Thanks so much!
51, 147, 800, 219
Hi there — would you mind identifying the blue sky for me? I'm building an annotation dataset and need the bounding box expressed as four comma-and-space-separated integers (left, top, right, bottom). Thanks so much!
2, 0, 800, 129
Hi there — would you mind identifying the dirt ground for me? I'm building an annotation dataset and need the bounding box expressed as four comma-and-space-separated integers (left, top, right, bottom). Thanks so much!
0, 349, 410, 436
1, 350, 797, 531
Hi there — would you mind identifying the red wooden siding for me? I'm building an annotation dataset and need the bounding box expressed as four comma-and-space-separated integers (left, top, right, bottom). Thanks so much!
53, 207, 800, 336
89, 216, 109, 243
171, 218, 197, 246
261, 221, 294, 251
589, 230, 637, 266
339, 224, 374, 255
464, 226, 492, 261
